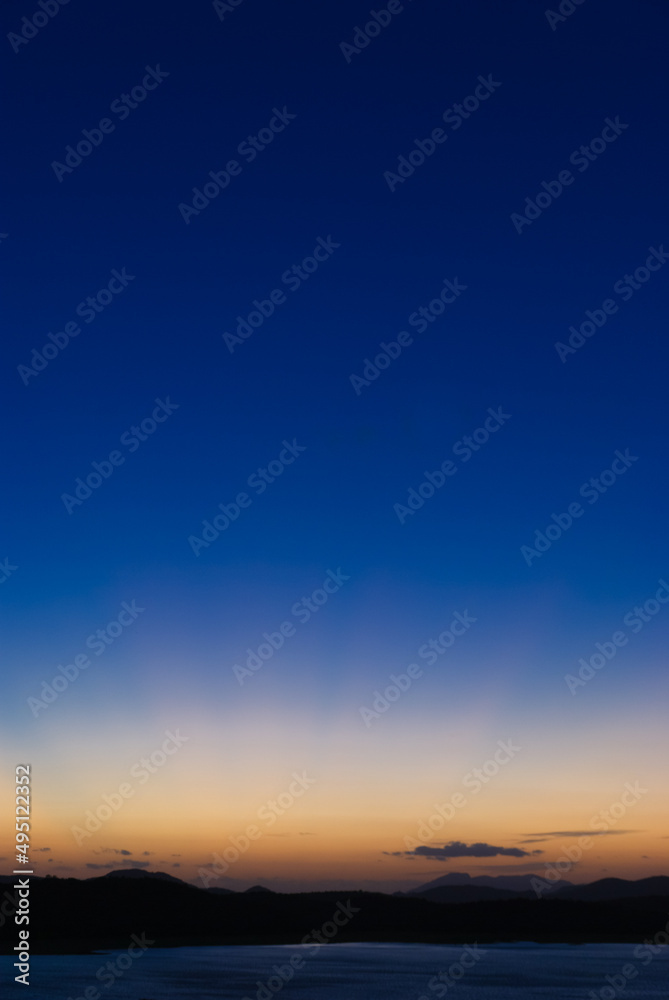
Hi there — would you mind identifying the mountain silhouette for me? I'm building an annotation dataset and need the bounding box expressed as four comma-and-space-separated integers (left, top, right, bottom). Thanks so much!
98, 868, 187, 885
0, 870, 667, 953
409, 871, 572, 894
555, 876, 669, 901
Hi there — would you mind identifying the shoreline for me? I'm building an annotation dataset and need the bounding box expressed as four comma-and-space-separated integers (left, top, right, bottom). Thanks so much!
0, 937, 657, 956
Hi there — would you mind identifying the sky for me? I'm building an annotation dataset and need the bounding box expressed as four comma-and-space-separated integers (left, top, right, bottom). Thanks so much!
1, 0, 668, 893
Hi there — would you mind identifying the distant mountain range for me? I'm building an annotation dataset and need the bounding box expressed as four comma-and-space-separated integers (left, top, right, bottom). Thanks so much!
2, 868, 667, 902
403, 871, 669, 904
0, 868, 667, 953
408, 871, 573, 893
404, 871, 570, 900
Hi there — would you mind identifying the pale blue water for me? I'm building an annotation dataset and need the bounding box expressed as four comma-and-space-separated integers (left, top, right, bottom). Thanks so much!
3, 942, 668, 999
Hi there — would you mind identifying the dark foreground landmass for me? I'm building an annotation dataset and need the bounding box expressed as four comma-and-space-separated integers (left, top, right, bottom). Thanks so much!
1, 873, 668, 953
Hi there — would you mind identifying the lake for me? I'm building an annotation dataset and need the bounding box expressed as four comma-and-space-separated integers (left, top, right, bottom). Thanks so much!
3, 942, 668, 999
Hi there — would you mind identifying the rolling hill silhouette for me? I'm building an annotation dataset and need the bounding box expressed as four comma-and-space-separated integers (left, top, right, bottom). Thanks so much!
0, 870, 667, 953
555, 876, 669, 901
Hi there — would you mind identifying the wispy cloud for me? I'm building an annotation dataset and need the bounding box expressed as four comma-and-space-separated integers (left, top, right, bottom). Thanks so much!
524, 830, 639, 838
86, 859, 150, 870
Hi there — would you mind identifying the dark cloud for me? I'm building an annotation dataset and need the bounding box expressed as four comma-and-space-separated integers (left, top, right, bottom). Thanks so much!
34, 847, 51, 852
402, 841, 542, 859
142, 851, 154, 856
517, 839, 548, 844
173, 863, 181, 867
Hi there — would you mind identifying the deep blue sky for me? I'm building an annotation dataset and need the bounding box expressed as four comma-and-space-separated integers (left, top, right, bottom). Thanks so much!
2, 0, 668, 887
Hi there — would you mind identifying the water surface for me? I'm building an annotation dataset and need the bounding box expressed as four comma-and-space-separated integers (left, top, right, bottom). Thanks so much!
4, 941, 668, 999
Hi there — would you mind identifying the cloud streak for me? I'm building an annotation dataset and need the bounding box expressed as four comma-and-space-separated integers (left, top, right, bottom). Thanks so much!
524, 830, 639, 838
86, 859, 150, 870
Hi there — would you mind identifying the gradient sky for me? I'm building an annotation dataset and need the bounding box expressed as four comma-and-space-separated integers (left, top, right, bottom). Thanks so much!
2, 0, 668, 892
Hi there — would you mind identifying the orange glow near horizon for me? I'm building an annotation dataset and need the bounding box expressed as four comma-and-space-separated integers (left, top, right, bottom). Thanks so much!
4, 683, 667, 891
